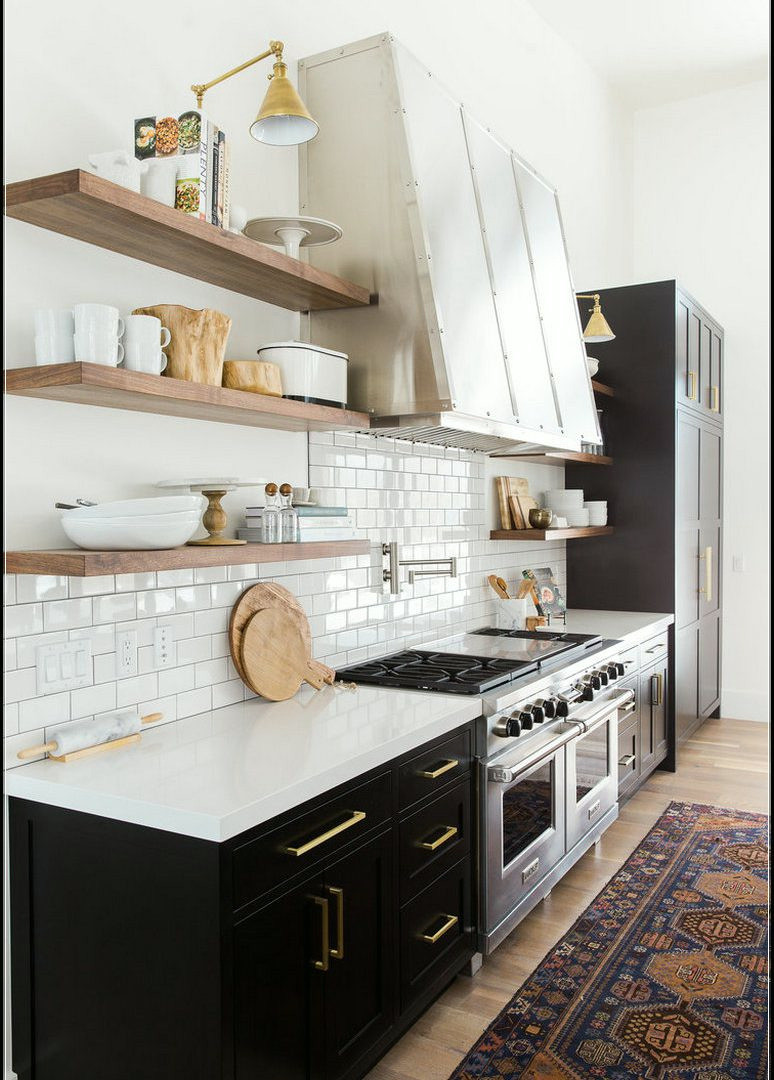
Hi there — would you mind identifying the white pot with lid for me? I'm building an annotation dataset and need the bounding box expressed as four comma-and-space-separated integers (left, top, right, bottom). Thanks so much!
256, 340, 348, 408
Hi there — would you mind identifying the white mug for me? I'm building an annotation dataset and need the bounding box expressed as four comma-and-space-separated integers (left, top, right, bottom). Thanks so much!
34, 309, 75, 364
73, 304, 124, 338
141, 159, 178, 207
124, 341, 168, 374
123, 315, 170, 374
75, 331, 124, 366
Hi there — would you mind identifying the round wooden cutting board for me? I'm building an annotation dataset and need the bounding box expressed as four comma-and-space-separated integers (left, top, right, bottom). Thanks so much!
229, 583, 334, 689
241, 608, 326, 701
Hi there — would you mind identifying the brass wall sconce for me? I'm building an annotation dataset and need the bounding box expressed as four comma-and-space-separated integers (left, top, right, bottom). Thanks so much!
577, 293, 616, 343
191, 40, 318, 146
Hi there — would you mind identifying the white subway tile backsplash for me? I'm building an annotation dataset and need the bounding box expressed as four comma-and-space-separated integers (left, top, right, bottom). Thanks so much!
5, 639, 17, 671
4, 438, 566, 755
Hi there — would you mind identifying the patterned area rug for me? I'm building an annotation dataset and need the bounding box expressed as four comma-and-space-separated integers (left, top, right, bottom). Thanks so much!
452, 801, 768, 1080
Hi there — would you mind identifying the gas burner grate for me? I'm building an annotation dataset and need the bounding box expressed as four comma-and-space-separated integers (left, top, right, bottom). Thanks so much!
335, 649, 537, 694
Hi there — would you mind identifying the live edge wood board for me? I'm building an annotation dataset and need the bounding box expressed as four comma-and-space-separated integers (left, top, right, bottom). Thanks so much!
4, 540, 371, 577
4, 171, 372, 311
4, 363, 371, 433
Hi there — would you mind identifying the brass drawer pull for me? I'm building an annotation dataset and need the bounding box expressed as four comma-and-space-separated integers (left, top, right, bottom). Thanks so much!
284, 810, 366, 856
327, 886, 344, 960
619, 754, 636, 767
644, 643, 665, 654
418, 825, 458, 851
312, 896, 330, 971
419, 913, 459, 944
620, 700, 636, 715
688, 369, 698, 400
587, 799, 601, 820
651, 672, 664, 707
418, 758, 459, 780
711, 385, 720, 412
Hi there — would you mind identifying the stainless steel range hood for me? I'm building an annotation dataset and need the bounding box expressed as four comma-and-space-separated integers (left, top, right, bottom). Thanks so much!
298, 33, 601, 453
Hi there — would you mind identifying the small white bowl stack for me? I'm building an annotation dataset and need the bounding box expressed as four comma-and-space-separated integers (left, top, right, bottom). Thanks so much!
60, 496, 206, 550
542, 489, 607, 528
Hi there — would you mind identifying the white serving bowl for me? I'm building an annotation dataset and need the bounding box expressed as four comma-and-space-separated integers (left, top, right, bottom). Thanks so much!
565, 509, 590, 527
62, 516, 201, 550
63, 496, 205, 519
62, 510, 202, 526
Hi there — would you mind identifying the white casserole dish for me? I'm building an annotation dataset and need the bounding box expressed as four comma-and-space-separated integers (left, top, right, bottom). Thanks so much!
256, 340, 348, 408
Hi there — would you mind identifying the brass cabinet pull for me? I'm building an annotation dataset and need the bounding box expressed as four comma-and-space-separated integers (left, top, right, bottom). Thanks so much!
651, 672, 663, 707
619, 700, 636, 715
418, 825, 458, 851
419, 913, 459, 944
644, 643, 665, 653
698, 546, 712, 602
283, 810, 366, 856
312, 896, 330, 971
587, 799, 601, 820
688, 370, 698, 400
418, 758, 459, 780
619, 754, 636, 767
711, 385, 720, 412
327, 886, 344, 960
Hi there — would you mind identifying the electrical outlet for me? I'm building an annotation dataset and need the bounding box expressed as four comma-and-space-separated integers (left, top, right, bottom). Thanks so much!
116, 629, 138, 677
732, 555, 745, 573
154, 625, 175, 668
36, 640, 92, 694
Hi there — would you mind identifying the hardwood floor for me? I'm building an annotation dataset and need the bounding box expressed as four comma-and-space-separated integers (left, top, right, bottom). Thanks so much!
366, 718, 770, 1080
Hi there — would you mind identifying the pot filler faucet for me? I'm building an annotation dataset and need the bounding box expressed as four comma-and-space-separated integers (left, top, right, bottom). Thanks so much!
382, 541, 457, 595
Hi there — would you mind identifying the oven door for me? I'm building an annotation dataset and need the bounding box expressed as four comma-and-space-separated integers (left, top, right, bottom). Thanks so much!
484, 729, 573, 932
565, 688, 633, 850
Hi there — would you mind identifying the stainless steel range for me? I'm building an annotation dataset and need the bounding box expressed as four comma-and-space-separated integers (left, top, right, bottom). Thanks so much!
337, 628, 636, 955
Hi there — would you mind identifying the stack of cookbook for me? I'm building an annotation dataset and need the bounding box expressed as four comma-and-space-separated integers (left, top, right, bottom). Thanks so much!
237, 505, 358, 543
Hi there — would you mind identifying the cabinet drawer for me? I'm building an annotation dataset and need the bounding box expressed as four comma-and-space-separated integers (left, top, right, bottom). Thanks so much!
617, 674, 639, 733
399, 779, 470, 902
639, 631, 668, 669
398, 728, 472, 811
400, 858, 472, 1010
617, 715, 641, 798
232, 772, 391, 910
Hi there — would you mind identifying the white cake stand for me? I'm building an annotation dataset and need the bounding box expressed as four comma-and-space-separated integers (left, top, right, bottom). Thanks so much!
156, 478, 265, 546
242, 216, 342, 259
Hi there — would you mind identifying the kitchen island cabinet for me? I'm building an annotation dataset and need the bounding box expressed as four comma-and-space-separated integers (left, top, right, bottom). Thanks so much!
9, 721, 476, 1080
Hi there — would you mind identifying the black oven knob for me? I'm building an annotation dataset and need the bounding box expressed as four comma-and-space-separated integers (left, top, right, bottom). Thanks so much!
506, 714, 522, 737
605, 664, 619, 680
588, 675, 602, 691
530, 705, 545, 724
519, 710, 534, 730
594, 669, 609, 686
541, 698, 556, 718
578, 679, 596, 701
614, 662, 625, 677
555, 699, 569, 717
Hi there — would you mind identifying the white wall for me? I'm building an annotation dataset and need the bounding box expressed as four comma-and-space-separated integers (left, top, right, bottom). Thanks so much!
632, 79, 770, 722
4, 0, 634, 544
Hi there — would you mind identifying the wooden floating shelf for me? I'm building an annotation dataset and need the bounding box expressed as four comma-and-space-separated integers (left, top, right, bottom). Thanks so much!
4, 170, 372, 312
4, 363, 371, 433
490, 527, 614, 541
4, 540, 371, 577
591, 380, 616, 397
494, 451, 613, 466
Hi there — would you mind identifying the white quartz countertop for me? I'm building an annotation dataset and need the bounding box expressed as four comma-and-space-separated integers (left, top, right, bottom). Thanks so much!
5, 685, 480, 842
4, 609, 672, 842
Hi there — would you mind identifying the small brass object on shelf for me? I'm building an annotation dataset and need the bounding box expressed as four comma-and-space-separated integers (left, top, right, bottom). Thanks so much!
528, 508, 553, 529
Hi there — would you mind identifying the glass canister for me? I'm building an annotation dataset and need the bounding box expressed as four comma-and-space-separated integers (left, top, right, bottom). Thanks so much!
261, 483, 281, 543
279, 483, 300, 542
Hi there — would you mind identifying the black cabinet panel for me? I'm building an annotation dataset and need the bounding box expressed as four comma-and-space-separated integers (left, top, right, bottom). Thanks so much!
399, 779, 471, 902
699, 613, 721, 714
323, 831, 396, 1079
700, 425, 722, 522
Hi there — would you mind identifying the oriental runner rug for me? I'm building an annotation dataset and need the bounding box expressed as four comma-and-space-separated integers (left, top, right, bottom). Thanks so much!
452, 801, 768, 1080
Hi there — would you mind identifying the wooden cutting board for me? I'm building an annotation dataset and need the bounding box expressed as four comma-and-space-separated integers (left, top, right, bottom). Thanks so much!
241, 608, 326, 701
229, 583, 334, 686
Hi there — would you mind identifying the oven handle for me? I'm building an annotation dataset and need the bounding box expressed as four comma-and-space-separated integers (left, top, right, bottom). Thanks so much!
487, 727, 577, 784
565, 687, 635, 735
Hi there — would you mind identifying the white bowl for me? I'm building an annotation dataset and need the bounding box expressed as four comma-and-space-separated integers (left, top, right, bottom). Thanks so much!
62, 516, 201, 550
583, 501, 607, 509
62, 510, 202, 527
63, 496, 205, 519
565, 509, 590, 527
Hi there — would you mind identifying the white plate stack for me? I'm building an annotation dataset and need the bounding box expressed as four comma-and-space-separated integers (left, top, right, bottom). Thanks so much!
584, 500, 608, 526
543, 489, 592, 528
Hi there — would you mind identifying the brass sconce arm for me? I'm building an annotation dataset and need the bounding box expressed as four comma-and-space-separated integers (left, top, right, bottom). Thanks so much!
191, 40, 285, 109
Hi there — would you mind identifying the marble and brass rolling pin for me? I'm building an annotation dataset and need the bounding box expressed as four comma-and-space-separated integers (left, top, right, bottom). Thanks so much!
17, 710, 163, 763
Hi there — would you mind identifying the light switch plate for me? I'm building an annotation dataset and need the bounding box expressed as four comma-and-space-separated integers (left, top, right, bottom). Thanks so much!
154, 625, 175, 668
36, 640, 93, 694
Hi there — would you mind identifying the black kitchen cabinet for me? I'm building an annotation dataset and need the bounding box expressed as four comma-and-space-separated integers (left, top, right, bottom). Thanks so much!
640, 660, 668, 772
568, 279, 723, 757
10, 722, 476, 1080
